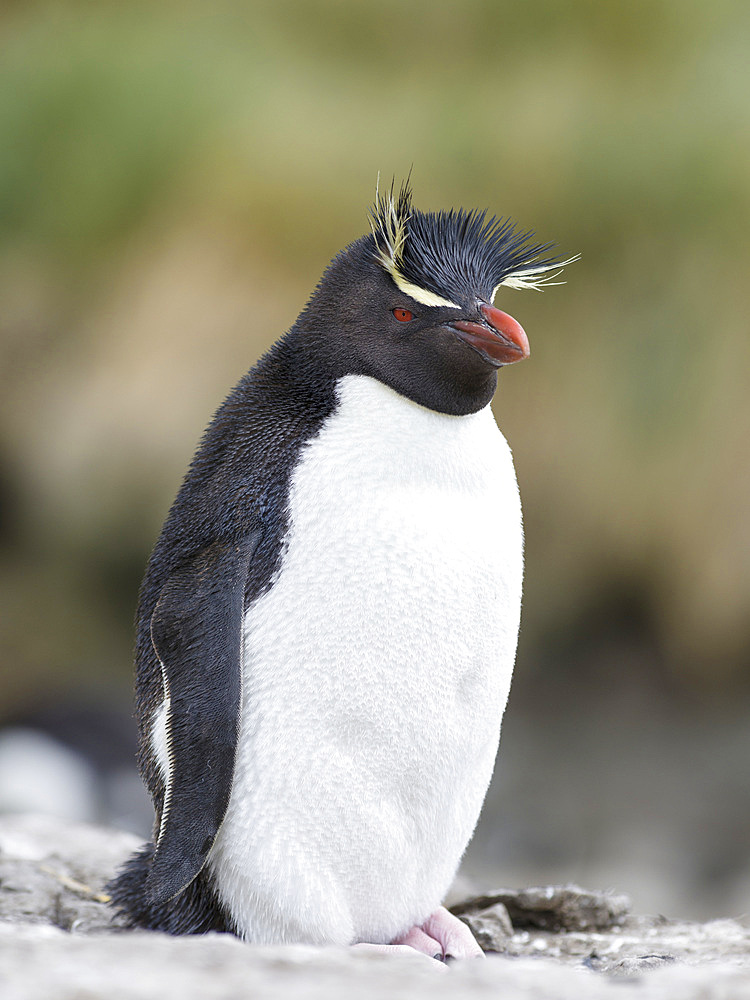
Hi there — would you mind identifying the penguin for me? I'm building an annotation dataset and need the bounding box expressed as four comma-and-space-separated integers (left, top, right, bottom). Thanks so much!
108, 180, 576, 959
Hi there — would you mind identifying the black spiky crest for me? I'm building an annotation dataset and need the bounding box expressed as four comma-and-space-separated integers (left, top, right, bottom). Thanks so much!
368, 178, 577, 307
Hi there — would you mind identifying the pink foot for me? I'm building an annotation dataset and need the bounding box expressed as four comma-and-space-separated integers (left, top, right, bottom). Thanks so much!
392, 923, 444, 960
418, 906, 484, 961
354, 906, 483, 963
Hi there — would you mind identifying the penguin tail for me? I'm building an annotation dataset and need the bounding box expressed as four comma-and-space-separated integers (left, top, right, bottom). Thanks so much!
107, 842, 233, 935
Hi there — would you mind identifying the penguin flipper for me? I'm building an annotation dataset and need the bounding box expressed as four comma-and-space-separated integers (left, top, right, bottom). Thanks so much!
146, 534, 258, 906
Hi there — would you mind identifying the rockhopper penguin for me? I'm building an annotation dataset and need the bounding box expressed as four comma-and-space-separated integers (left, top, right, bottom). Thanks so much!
109, 181, 576, 959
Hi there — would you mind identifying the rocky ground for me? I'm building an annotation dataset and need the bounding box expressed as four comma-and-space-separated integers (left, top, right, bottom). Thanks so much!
0, 814, 748, 999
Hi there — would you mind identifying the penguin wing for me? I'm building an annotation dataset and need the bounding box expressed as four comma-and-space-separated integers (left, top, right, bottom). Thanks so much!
146, 534, 258, 904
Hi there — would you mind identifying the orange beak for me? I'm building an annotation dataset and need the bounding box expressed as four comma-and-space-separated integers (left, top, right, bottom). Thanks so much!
451, 303, 530, 366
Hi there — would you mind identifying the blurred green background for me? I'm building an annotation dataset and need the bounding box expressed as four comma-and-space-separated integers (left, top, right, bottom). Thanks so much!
1, 0, 749, 919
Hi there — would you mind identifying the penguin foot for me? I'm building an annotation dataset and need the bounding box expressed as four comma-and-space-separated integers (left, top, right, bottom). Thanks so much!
353, 906, 483, 963
392, 923, 445, 959
403, 906, 484, 961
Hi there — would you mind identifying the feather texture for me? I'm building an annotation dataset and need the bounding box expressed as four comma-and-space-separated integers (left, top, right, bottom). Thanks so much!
369, 176, 577, 305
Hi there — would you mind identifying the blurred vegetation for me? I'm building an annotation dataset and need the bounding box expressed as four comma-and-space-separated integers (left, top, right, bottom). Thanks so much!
1, 0, 749, 717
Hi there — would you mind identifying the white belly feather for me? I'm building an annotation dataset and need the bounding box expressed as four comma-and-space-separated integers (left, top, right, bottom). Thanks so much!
206, 374, 523, 944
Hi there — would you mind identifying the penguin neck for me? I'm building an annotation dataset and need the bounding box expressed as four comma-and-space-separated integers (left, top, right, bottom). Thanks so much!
370, 358, 499, 416
272, 324, 499, 418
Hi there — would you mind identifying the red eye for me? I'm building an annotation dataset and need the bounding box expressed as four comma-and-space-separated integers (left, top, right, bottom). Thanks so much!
392, 308, 413, 322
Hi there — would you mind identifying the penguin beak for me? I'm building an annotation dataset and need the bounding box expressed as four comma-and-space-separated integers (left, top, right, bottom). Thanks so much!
450, 303, 530, 366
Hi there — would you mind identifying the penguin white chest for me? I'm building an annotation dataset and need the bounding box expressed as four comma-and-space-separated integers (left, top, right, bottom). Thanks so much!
209, 374, 523, 944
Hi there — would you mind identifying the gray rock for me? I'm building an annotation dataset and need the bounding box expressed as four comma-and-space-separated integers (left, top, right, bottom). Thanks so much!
1, 814, 749, 1000
3, 923, 750, 1000
0, 812, 139, 933
451, 884, 631, 931
457, 902, 514, 952
602, 954, 677, 979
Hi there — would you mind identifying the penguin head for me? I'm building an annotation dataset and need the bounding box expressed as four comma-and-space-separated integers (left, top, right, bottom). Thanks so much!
297, 180, 577, 415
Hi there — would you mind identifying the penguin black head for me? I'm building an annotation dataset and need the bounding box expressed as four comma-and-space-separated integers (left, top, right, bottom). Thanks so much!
295, 180, 577, 415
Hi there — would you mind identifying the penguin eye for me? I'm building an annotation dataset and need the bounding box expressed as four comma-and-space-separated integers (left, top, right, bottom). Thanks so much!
392, 308, 414, 322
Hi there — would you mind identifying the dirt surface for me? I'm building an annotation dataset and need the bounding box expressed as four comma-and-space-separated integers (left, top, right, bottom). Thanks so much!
0, 814, 748, 999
